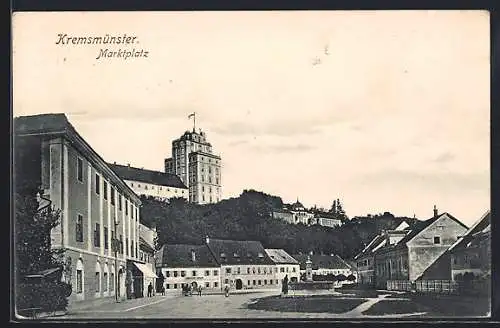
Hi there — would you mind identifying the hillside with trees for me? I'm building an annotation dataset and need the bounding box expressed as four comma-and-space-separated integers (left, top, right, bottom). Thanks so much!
140, 190, 420, 260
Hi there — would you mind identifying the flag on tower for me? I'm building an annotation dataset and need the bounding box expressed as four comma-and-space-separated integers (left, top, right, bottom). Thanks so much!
188, 113, 195, 119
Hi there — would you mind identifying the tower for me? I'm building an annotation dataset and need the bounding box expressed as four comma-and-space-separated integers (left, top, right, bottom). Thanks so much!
164, 115, 222, 204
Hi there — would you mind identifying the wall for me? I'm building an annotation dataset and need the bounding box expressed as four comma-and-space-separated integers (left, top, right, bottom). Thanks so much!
159, 267, 221, 293
374, 248, 409, 288
274, 264, 301, 284
220, 264, 279, 290
407, 214, 468, 281
451, 233, 491, 280
39, 135, 142, 301
356, 254, 375, 285
125, 180, 188, 201
66, 248, 127, 303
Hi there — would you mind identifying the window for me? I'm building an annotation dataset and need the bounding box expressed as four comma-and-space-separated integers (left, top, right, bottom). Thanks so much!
214, 282, 218, 288
95, 174, 100, 194
253, 280, 256, 285
180, 270, 186, 277
276, 280, 278, 284
77, 158, 83, 182
95, 272, 100, 292
119, 235, 123, 254
110, 272, 114, 291
76, 214, 83, 242
103, 181, 108, 200
257, 267, 261, 274
125, 200, 128, 215
258, 280, 261, 285
213, 270, 218, 276
173, 284, 178, 289
264, 280, 267, 285
292, 267, 296, 273
130, 204, 133, 217
192, 270, 197, 277
166, 284, 170, 289
131, 241, 134, 257
224, 279, 229, 284
434, 236, 441, 244
270, 279, 273, 285
111, 188, 115, 205
205, 270, 210, 276
103, 272, 108, 291
94, 223, 100, 247
126, 238, 129, 256
226, 268, 231, 274
104, 227, 108, 249
166, 271, 170, 277
253, 267, 256, 274
173, 271, 178, 277
76, 270, 83, 294
247, 268, 250, 274
280, 267, 285, 273
205, 282, 210, 288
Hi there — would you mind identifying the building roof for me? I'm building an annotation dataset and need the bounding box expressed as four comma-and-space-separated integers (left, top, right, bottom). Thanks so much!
449, 210, 491, 252
14, 114, 140, 203
354, 234, 387, 260
108, 163, 187, 189
291, 199, 305, 210
206, 238, 275, 265
157, 244, 219, 268
265, 249, 299, 264
377, 212, 468, 252
292, 254, 352, 271
139, 236, 155, 254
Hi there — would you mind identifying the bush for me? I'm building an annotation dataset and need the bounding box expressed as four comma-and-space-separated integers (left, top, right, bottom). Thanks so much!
16, 281, 72, 314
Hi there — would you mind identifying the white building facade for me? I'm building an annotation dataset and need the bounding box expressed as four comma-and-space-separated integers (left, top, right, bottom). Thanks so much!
109, 163, 188, 202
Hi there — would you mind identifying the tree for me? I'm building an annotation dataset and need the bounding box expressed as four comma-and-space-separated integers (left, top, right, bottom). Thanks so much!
15, 189, 65, 281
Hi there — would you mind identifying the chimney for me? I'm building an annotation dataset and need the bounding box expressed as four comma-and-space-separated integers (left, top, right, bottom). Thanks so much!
191, 249, 196, 262
433, 205, 438, 218
205, 235, 210, 244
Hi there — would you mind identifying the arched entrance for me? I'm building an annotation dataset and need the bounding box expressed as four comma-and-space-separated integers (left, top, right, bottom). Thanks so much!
235, 279, 243, 290
191, 281, 198, 290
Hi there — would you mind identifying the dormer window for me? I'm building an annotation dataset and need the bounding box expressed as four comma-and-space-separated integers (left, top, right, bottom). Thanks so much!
220, 253, 226, 258
233, 253, 239, 258
258, 253, 264, 258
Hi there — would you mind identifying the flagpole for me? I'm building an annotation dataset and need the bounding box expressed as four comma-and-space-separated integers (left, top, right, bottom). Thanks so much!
193, 112, 196, 132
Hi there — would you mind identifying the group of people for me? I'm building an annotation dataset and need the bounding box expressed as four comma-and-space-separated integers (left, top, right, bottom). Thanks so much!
182, 283, 204, 296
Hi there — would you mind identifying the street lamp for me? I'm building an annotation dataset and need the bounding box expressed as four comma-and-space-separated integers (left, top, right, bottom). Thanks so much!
112, 217, 120, 303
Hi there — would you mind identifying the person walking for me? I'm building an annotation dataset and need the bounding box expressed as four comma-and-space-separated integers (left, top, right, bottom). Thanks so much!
147, 282, 153, 297
282, 274, 289, 296
224, 284, 230, 297
198, 285, 202, 296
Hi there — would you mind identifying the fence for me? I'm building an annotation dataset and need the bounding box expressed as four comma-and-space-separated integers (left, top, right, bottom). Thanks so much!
386, 280, 412, 291
415, 280, 459, 295
387, 279, 490, 295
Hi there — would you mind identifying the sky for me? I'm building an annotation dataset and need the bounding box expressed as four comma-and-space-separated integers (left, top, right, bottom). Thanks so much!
12, 11, 490, 226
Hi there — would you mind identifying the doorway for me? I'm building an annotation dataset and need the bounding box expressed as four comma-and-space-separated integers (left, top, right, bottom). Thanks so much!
235, 279, 243, 290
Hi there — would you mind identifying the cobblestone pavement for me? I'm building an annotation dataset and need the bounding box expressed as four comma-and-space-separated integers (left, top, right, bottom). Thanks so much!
55, 290, 427, 319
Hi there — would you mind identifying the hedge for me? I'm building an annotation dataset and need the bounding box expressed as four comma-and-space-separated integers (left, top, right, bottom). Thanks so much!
16, 281, 72, 314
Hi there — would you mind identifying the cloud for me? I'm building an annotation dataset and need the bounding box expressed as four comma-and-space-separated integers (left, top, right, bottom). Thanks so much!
250, 144, 316, 153
212, 115, 351, 137
433, 151, 456, 163
358, 169, 489, 192
227, 140, 249, 147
